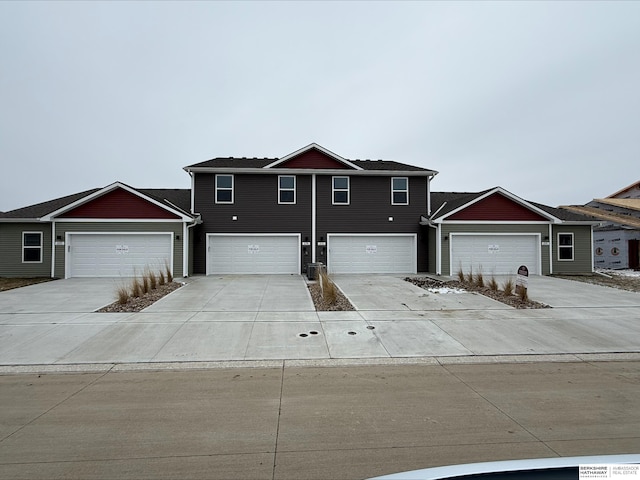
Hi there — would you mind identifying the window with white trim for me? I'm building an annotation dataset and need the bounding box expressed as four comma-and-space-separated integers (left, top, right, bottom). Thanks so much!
278, 175, 296, 204
215, 175, 234, 204
23, 232, 43, 263
558, 233, 574, 261
332, 176, 349, 205
391, 177, 409, 205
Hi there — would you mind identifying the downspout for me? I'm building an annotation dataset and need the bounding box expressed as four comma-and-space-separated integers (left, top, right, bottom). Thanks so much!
548, 223, 553, 275
311, 173, 317, 263
51, 220, 56, 278
185, 215, 202, 277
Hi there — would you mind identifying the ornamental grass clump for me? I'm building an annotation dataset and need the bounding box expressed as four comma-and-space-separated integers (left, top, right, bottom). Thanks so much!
158, 270, 166, 286
116, 284, 130, 305
165, 261, 173, 283
475, 268, 485, 288
502, 277, 514, 296
457, 268, 465, 283
148, 269, 157, 290
130, 278, 143, 298
319, 269, 338, 305
488, 276, 499, 291
466, 266, 474, 285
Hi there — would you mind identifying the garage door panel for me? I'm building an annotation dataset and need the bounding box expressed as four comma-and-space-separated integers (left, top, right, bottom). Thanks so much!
328, 235, 416, 274
68, 234, 172, 278
451, 235, 539, 275
208, 235, 299, 274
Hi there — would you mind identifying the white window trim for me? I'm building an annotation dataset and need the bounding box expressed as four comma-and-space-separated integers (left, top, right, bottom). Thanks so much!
22, 231, 43, 263
215, 174, 234, 204
278, 175, 296, 204
391, 177, 409, 205
332, 176, 350, 205
557, 232, 574, 261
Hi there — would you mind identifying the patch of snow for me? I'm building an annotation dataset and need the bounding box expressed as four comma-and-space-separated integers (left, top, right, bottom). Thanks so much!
597, 268, 640, 278
427, 287, 467, 294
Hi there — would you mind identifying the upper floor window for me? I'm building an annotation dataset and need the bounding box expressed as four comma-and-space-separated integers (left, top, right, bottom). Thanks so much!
279, 175, 296, 204
333, 176, 349, 205
558, 233, 574, 261
23, 232, 43, 263
391, 177, 409, 205
215, 174, 233, 204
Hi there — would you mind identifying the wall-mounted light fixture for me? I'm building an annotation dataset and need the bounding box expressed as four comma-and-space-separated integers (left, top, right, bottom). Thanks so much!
176, 235, 180, 241
543, 236, 549, 241
444, 236, 449, 241
56, 235, 62, 241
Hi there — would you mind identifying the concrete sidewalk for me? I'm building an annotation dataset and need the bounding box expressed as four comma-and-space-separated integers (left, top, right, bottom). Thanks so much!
1, 360, 638, 480
1, 274, 640, 366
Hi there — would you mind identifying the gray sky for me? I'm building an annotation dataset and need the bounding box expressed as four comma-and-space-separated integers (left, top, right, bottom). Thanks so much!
1, 1, 639, 212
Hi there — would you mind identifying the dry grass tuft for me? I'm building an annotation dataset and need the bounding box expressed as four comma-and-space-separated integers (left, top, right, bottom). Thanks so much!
116, 284, 130, 305
502, 277, 514, 296
457, 268, 465, 283
319, 269, 338, 305
147, 269, 157, 290
488, 276, 499, 291
517, 285, 529, 302
165, 261, 173, 283
466, 266, 474, 285
158, 270, 166, 286
131, 278, 143, 298
475, 271, 485, 288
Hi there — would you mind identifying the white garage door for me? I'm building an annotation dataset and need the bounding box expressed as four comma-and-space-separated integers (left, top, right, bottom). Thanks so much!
68, 233, 172, 278
450, 234, 539, 276
328, 235, 416, 274
208, 234, 300, 274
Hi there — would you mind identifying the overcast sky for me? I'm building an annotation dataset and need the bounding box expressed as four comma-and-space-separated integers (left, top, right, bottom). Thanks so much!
1, 1, 638, 212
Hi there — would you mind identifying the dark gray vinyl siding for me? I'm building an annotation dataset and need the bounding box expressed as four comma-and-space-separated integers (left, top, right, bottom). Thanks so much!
193, 173, 430, 274
192, 173, 313, 274
439, 223, 551, 276
316, 175, 428, 270
552, 225, 593, 274
0, 223, 52, 277
53, 222, 184, 278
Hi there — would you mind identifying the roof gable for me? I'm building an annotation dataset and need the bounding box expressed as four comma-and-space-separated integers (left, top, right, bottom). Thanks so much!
448, 192, 549, 221
41, 182, 192, 221
59, 187, 181, 219
433, 188, 559, 222
265, 143, 362, 170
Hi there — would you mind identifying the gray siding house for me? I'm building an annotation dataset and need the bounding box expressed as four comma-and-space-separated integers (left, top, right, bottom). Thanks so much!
0, 183, 194, 279
184, 144, 437, 275
561, 180, 640, 270
1, 143, 598, 278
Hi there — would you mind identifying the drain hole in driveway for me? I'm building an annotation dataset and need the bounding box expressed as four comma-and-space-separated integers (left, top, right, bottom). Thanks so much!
366, 326, 375, 330
348, 331, 357, 335
309, 331, 319, 335
299, 333, 308, 338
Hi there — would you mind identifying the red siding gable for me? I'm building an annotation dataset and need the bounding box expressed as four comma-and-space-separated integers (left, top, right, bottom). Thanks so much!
60, 188, 180, 219
448, 193, 548, 221
275, 149, 352, 169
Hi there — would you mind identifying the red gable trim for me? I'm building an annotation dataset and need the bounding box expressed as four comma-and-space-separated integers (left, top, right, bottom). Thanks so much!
273, 148, 352, 169
448, 193, 549, 221
59, 188, 180, 219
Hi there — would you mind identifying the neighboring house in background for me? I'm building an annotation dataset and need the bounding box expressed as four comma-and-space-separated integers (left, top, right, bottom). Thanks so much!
184, 143, 437, 275
1, 143, 599, 278
0, 183, 194, 278
423, 188, 597, 276
561, 180, 640, 270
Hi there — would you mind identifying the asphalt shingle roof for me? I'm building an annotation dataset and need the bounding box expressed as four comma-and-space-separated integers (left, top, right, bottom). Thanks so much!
185, 157, 433, 172
430, 189, 598, 222
0, 188, 191, 220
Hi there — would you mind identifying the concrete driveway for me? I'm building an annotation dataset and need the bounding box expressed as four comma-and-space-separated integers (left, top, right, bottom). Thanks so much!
1, 274, 640, 366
